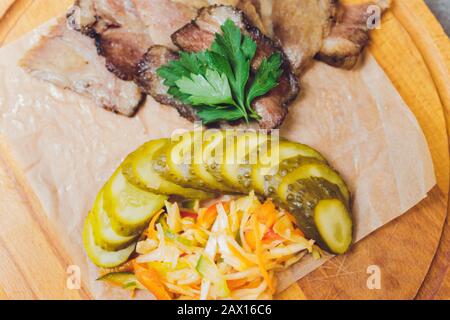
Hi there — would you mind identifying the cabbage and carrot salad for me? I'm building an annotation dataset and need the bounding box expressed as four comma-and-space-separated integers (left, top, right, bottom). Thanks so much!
98, 193, 319, 300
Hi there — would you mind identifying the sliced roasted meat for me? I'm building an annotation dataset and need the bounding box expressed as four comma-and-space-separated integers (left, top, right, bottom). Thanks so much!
67, 0, 152, 81
250, 0, 274, 37
20, 19, 144, 116
136, 45, 198, 122
316, 0, 390, 69
237, 0, 268, 34
132, 0, 197, 49
95, 28, 154, 81
172, 5, 299, 129
67, 0, 195, 81
259, 0, 389, 71
272, 0, 337, 72
67, 0, 143, 34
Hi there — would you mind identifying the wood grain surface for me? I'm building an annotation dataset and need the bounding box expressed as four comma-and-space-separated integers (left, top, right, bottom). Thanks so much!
0, 1, 14, 18
0, 0, 448, 300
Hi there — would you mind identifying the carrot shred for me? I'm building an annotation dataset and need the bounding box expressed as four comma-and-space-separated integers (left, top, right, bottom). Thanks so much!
244, 229, 257, 250
227, 239, 254, 267
133, 261, 172, 300
253, 216, 274, 294
243, 278, 261, 289
227, 278, 248, 290
255, 200, 277, 228
262, 228, 284, 243
199, 201, 229, 228
146, 209, 164, 240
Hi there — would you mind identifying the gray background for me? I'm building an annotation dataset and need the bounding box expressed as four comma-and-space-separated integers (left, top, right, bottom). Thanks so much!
425, 0, 449, 35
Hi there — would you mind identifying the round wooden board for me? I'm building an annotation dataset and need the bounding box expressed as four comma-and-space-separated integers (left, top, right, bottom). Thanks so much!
0, 0, 448, 300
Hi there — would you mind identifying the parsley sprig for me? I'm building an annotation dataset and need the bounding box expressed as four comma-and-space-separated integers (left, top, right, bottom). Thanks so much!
157, 19, 283, 124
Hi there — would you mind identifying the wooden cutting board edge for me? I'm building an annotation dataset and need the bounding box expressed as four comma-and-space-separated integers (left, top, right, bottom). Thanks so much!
392, 1, 450, 300
0, 0, 448, 300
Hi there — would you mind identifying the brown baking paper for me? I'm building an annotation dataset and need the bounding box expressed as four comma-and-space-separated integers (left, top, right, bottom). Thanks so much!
0, 21, 436, 299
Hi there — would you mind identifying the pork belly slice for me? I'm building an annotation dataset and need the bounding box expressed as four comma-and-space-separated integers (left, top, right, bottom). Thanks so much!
316, 0, 390, 69
131, 0, 197, 49
67, 0, 151, 81
172, 5, 299, 129
67, 0, 196, 81
136, 45, 198, 122
95, 28, 154, 81
264, 0, 389, 71
272, 0, 338, 72
20, 19, 144, 116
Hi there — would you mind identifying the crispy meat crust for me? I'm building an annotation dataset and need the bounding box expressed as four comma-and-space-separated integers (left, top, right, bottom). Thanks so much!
316, 1, 389, 69
136, 46, 199, 122
272, 0, 338, 72
67, 0, 153, 81
95, 29, 153, 81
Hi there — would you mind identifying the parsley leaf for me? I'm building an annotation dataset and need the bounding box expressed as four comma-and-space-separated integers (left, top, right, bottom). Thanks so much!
211, 20, 257, 112
196, 106, 245, 124
157, 51, 209, 88
246, 52, 283, 109
175, 69, 235, 106
157, 19, 283, 125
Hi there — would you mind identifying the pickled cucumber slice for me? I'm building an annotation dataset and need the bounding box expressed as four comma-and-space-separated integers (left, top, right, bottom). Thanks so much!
192, 130, 234, 192
314, 199, 353, 254
83, 213, 136, 268
104, 169, 167, 236
279, 177, 347, 248
153, 132, 209, 190
91, 190, 137, 251
252, 140, 326, 195
122, 139, 212, 200
257, 155, 325, 197
220, 131, 270, 192
278, 162, 350, 205
277, 164, 352, 253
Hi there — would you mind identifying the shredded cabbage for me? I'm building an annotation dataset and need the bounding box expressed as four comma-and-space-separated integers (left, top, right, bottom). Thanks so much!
129, 194, 313, 300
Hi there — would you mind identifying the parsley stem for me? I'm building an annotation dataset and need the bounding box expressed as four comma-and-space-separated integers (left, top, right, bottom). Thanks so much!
231, 100, 249, 123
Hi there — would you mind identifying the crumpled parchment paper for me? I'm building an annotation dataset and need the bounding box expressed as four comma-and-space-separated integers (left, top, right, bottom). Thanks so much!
0, 21, 436, 299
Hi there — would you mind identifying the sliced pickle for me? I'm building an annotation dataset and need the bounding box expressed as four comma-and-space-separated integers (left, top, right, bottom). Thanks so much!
83, 213, 136, 268
252, 140, 326, 195
192, 130, 234, 192
258, 155, 324, 197
219, 131, 270, 192
314, 199, 353, 254
91, 190, 137, 251
278, 178, 352, 253
122, 139, 212, 200
277, 164, 353, 253
104, 169, 167, 236
278, 162, 350, 205
153, 132, 209, 190
278, 177, 346, 247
